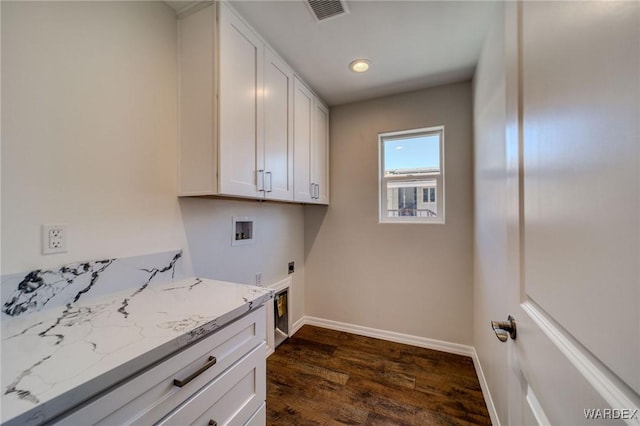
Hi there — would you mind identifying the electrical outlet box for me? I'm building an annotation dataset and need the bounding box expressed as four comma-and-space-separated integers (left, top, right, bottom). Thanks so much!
42, 224, 68, 255
288, 261, 295, 274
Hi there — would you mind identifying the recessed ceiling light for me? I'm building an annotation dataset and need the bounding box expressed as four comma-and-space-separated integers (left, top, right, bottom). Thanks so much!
349, 59, 371, 73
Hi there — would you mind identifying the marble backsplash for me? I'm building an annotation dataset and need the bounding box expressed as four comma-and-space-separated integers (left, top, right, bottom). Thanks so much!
1, 250, 185, 319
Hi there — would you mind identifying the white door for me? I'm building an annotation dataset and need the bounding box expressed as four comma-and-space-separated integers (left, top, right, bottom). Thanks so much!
264, 47, 294, 201
312, 100, 330, 205
218, 2, 263, 198
293, 77, 314, 203
502, 2, 640, 425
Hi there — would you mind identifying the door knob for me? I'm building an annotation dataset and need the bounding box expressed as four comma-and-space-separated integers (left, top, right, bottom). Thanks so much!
491, 315, 517, 342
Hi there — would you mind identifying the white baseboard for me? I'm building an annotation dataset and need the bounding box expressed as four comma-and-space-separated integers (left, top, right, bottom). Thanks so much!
286, 315, 499, 425
471, 348, 501, 426
291, 317, 305, 335
294, 315, 474, 356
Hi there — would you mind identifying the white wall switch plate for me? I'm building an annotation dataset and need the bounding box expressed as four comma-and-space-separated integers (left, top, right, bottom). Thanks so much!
42, 224, 68, 254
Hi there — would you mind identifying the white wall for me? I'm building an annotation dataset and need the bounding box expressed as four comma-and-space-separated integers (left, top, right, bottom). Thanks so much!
1, 1, 185, 273
179, 198, 304, 323
472, 3, 508, 423
305, 82, 474, 345
0, 1, 305, 324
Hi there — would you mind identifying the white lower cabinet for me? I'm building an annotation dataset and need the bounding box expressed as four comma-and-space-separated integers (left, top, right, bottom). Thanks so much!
244, 402, 266, 426
157, 344, 265, 426
54, 306, 267, 426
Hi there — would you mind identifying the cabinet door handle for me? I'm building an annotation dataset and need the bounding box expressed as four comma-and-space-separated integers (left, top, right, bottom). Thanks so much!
315, 183, 320, 199
256, 170, 265, 192
266, 171, 273, 193
173, 355, 217, 388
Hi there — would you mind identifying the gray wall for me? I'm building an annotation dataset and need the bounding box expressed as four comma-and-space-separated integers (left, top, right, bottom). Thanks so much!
1, 1, 305, 324
472, 3, 508, 423
1, 1, 185, 274
305, 82, 474, 345
180, 198, 305, 323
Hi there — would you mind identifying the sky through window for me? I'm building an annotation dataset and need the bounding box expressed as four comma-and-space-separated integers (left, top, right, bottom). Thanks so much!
384, 134, 440, 173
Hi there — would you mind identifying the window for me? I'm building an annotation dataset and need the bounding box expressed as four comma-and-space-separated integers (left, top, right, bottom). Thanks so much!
423, 187, 436, 203
379, 126, 444, 223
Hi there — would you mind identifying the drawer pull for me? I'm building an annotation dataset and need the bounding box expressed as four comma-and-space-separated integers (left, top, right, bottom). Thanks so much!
208, 421, 217, 426
173, 355, 217, 388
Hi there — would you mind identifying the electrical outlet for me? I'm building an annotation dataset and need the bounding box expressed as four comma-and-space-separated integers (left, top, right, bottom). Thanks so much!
255, 273, 262, 286
42, 224, 67, 255
288, 261, 295, 274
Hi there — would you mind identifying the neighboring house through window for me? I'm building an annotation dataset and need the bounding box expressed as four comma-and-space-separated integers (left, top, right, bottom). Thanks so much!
378, 126, 445, 223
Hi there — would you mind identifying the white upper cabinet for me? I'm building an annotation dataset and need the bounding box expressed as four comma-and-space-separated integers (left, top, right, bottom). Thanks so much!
178, 2, 306, 202
177, 3, 216, 196
263, 47, 294, 201
312, 100, 329, 204
293, 76, 329, 205
218, 2, 263, 198
293, 77, 314, 203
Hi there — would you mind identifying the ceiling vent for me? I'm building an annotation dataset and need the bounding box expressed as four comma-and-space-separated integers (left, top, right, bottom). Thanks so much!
306, 0, 349, 23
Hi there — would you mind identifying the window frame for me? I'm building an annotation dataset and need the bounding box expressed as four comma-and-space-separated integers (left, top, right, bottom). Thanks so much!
378, 126, 445, 224
423, 187, 436, 203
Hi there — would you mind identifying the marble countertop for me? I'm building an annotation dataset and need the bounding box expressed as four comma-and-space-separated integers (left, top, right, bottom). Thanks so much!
1, 277, 273, 425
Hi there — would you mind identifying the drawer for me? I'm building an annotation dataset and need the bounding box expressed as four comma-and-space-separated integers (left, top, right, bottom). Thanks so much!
244, 402, 266, 426
55, 306, 265, 425
157, 342, 266, 426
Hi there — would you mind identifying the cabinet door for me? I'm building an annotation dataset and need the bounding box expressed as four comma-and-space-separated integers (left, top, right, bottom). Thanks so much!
312, 100, 329, 204
293, 77, 313, 203
244, 402, 266, 425
156, 343, 266, 426
54, 306, 266, 426
178, 4, 216, 196
218, 2, 263, 198
263, 47, 293, 201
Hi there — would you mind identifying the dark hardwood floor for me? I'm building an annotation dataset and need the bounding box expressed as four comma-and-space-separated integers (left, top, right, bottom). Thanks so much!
266, 325, 491, 425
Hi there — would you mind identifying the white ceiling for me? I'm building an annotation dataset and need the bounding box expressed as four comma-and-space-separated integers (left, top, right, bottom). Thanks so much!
169, 1, 497, 106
